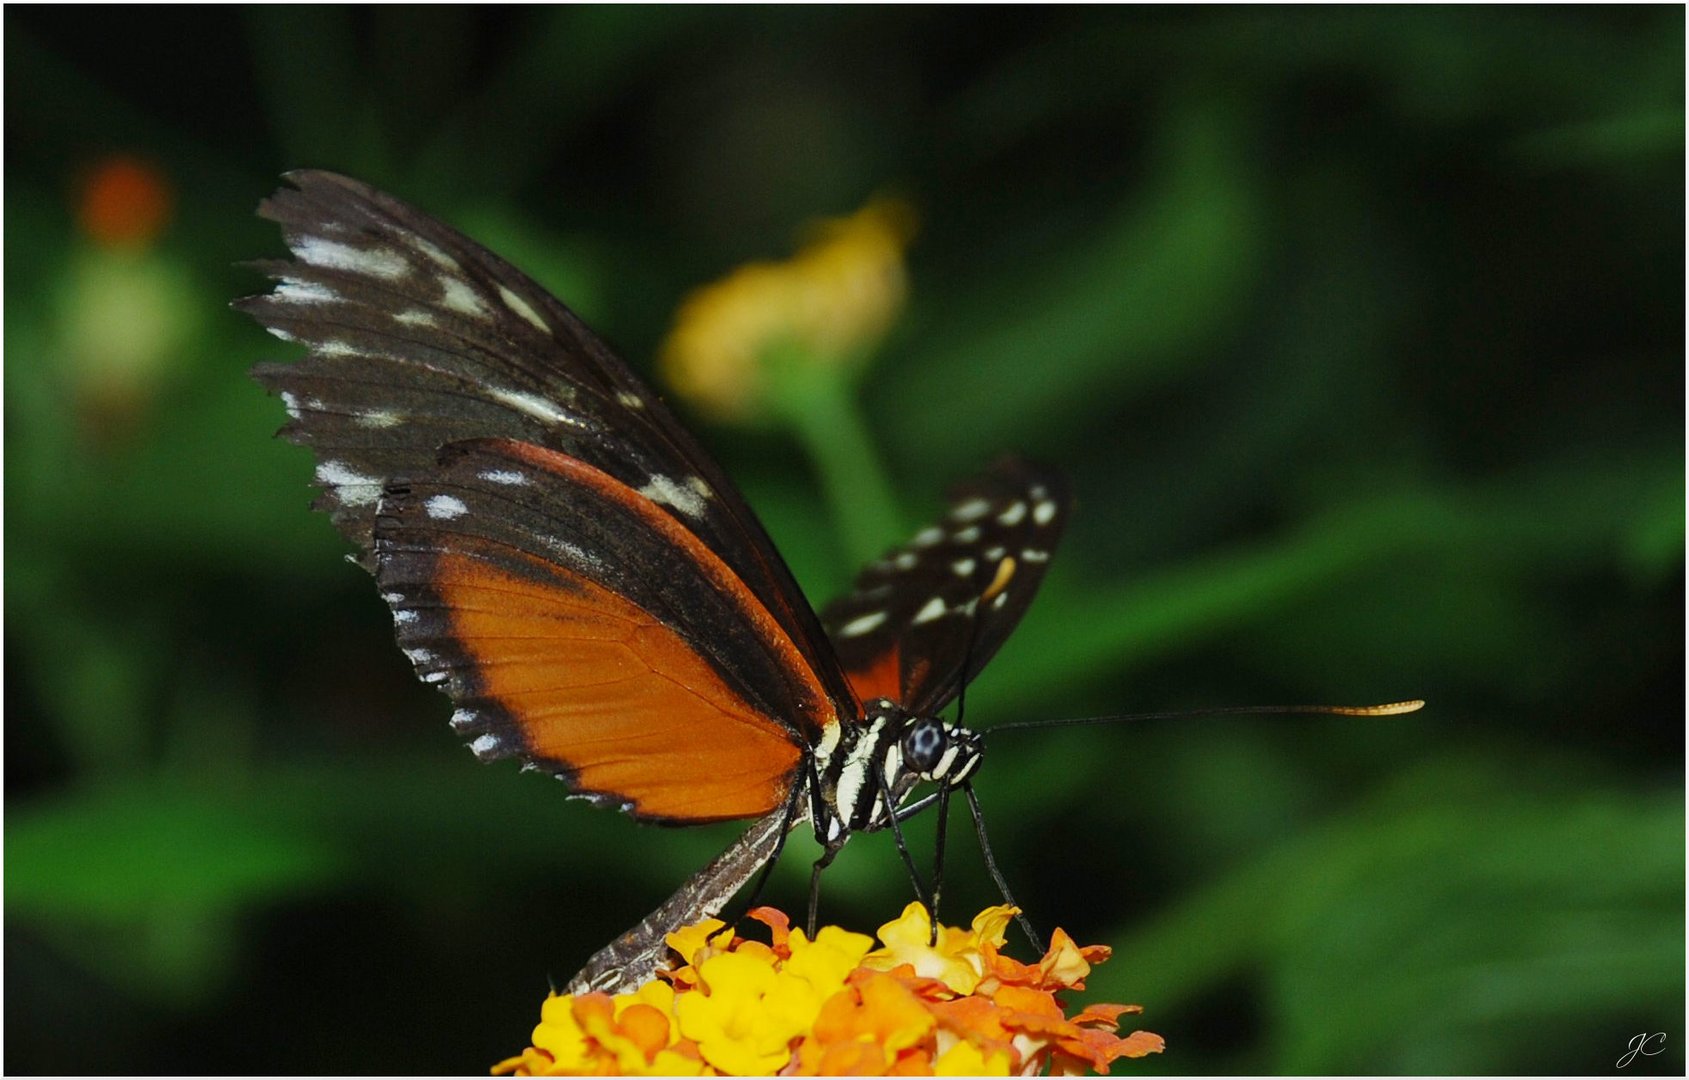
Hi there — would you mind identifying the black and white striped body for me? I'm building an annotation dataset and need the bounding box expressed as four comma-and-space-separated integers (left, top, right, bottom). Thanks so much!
809, 698, 983, 849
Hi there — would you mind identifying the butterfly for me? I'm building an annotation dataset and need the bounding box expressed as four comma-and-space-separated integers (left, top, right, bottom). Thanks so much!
239, 172, 1081, 992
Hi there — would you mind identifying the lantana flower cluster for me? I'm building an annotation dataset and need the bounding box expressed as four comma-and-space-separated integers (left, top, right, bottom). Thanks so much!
494, 903, 1163, 1076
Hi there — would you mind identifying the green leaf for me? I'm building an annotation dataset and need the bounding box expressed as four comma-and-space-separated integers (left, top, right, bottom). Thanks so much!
1088, 757, 1683, 1073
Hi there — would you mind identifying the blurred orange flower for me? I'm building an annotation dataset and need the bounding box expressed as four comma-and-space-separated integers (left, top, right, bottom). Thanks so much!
77, 156, 174, 249
493, 904, 1163, 1076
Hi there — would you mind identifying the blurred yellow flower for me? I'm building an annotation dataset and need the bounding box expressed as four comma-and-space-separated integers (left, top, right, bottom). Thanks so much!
659, 197, 917, 424
493, 905, 1163, 1077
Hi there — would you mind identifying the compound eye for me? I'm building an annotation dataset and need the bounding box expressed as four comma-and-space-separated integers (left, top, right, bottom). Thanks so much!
902, 718, 948, 775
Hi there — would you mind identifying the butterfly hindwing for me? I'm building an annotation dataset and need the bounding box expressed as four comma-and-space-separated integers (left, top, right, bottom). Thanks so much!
373, 437, 837, 822
239, 171, 859, 718
821, 458, 1071, 715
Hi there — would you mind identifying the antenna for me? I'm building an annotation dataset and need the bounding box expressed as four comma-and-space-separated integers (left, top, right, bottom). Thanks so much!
987, 699, 1425, 736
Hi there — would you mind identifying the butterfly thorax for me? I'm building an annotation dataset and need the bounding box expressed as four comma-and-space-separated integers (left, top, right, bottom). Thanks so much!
809, 698, 983, 848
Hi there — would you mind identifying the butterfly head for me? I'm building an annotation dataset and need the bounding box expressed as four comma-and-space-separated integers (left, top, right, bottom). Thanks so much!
897, 712, 983, 785
819, 699, 983, 841
858, 698, 983, 791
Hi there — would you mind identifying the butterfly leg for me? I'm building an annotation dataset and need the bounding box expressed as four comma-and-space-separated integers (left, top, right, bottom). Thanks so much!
892, 790, 941, 820
875, 764, 932, 920
804, 756, 854, 939
927, 784, 953, 945
963, 783, 1042, 951
805, 844, 842, 939
875, 785, 951, 944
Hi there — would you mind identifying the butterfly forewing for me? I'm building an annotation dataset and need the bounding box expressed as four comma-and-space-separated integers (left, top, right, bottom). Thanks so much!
821, 458, 1071, 715
239, 171, 858, 717
244, 172, 1086, 992
373, 437, 835, 821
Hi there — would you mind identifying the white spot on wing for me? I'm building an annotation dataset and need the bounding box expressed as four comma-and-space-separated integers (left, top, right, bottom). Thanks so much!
412, 237, 461, 272
279, 391, 302, 419
616, 390, 645, 409
952, 558, 976, 576
1021, 548, 1050, 562
912, 526, 944, 548
267, 326, 298, 343
951, 497, 992, 522
316, 461, 381, 506
488, 386, 585, 428
425, 494, 469, 520
893, 552, 918, 571
997, 501, 1027, 526
1033, 499, 1058, 525
355, 409, 402, 429
395, 308, 439, 328
469, 734, 502, 758
274, 279, 339, 305
839, 611, 888, 637
449, 709, 477, 731
540, 534, 605, 573
953, 526, 981, 543
913, 597, 946, 624
498, 285, 549, 331
392, 608, 419, 625
439, 275, 489, 317
296, 237, 410, 279
640, 474, 709, 518
479, 469, 528, 486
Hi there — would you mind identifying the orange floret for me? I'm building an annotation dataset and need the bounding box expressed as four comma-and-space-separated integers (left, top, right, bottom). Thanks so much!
494, 904, 1162, 1076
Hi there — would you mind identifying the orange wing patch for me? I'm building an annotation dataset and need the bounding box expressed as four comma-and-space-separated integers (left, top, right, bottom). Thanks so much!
844, 643, 902, 704
436, 547, 804, 822
494, 440, 841, 745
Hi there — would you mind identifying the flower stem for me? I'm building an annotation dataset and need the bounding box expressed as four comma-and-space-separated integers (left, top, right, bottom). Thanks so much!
765, 346, 903, 568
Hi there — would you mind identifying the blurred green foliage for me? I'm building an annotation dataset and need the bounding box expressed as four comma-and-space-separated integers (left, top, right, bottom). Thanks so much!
5, 7, 1682, 1075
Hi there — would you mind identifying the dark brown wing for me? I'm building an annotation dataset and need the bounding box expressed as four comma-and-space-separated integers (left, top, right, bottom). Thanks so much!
236, 171, 860, 730
820, 458, 1071, 715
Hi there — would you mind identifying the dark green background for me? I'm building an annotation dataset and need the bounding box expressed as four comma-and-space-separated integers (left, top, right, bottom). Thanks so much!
6, 7, 1683, 1075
